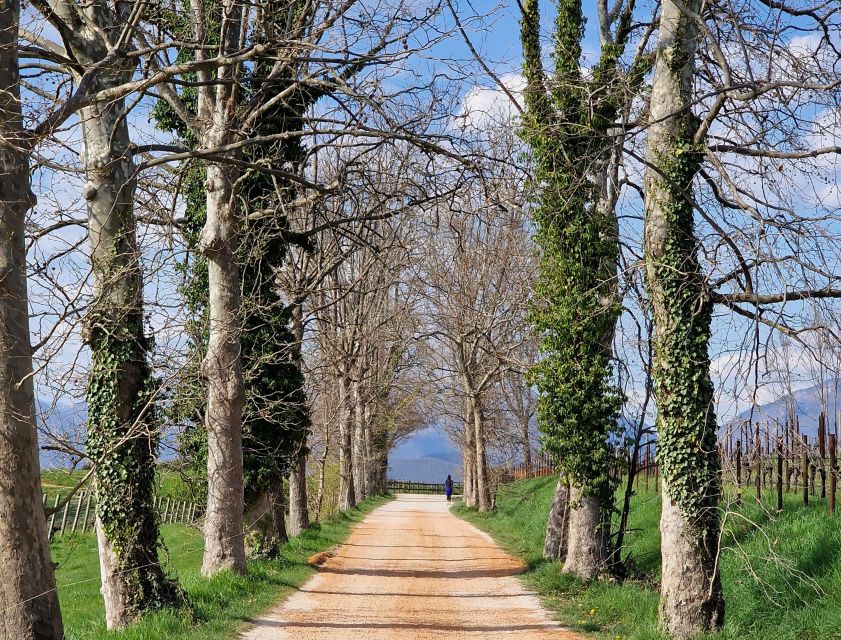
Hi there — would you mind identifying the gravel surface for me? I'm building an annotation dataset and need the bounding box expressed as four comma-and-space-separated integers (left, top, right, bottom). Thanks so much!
241, 494, 581, 639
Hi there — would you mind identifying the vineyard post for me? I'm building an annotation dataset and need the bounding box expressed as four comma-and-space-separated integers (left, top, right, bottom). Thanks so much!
830, 433, 837, 516
755, 422, 761, 502
59, 499, 70, 536
776, 437, 783, 512
70, 494, 83, 533
735, 440, 742, 507
784, 420, 790, 492
82, 493, 92, 532
803, 435, 809, 507
819, 412, 827, 499
47, 494, 59, 538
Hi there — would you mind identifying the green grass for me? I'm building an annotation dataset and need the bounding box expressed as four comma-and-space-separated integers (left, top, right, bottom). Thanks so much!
41, 467, 198, 501
52, 494, 392, 640
455, 477, 841, 640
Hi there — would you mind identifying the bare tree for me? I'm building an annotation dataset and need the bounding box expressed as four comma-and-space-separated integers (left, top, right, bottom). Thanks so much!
418, 138, 533, 511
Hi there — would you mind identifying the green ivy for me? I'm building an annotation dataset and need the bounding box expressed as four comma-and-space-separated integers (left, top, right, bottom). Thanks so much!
647, 123, 721, 535
85, 249, 181, 615
519, 0, 633, 518
154, 2, 312, 514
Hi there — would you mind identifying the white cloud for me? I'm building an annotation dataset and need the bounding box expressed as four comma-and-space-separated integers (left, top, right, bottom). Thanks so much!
455, 73, 525, 130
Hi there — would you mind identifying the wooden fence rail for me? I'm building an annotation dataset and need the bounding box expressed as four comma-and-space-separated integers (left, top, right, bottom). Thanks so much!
42, 492, 200, 540
509, 452, 555, 481
386, 480, 463, 495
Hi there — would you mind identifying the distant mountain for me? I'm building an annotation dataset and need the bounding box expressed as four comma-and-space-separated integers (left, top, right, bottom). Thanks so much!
387, 457, 462, 483
735, 379, 841, 438
388, 426, 462, 482
37, 398, 87, 469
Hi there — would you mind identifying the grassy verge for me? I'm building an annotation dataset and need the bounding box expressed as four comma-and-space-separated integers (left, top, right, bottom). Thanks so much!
455, 477, 841, 640
41, 467, 198, 501
53, 494, 392, 640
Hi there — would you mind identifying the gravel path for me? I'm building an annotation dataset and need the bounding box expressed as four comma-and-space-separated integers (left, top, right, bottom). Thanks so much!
241, 494, 581, 639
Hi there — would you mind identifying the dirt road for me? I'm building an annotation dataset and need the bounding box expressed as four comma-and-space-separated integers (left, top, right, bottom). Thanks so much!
242, 494, 581, 639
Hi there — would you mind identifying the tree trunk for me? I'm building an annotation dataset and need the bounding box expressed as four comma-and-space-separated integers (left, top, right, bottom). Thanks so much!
77, 64, 180, 631
200, 160, 247, 576
521, 416, 532, 472
269, 481, 288, 546
352, 379, 366, 501
314, 424, 330, 521
644, 0, 724, 635
562, 485, 607, 580
462, 402, 476, 508
338, 375, 356, 511
543, 475, 569, 561
364, 402, 377, 496
288, 452, 309, 535
472, 396, 491, 512
0, 6, 64, 636
288, 304, 309, 535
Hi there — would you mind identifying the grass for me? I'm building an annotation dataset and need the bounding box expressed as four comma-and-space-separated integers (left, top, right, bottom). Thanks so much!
41, 467, 198, 501
52, 494, 392, 640
455, 477, 841, 640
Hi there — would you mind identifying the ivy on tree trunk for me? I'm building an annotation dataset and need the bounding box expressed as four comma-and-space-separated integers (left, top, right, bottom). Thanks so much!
519, 0, 633, 579
643, 0, 724, 635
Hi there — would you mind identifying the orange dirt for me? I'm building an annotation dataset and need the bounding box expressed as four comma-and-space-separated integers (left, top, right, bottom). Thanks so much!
241, 494, 582, 639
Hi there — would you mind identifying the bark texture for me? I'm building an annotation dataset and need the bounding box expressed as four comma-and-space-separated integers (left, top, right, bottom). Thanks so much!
338, 375, 356, 511
562, 486, 607, 580
59, 6, 181, 625
472, 396, 491, 511
352, 380, 367, 501
269, 481, 288, 546
644, 0, 724, 635
543, 475, 569, 561
0, 4, 64, 635
200, 161, 247, 576
462, 402, 476, 508
288, 452, 309, 535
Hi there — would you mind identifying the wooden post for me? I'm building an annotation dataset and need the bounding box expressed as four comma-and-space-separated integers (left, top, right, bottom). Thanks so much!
830, 433, 837, 516
776, 437, 783, 511
47, 494, 59, 538
735, 440, 742, 506
803, 435, 809, 507
784, 420, 790, 492
793, 420, 800, 493
81, 493, 92, 532
163, 497, 172, 523
755, 422, 761, 502
70, 493, 83, 533
820, 412, 827, 499
635, 447, 640, 492
59, 499, 71, 536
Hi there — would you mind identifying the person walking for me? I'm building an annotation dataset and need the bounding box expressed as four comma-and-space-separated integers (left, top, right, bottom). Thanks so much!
444, 475, 454, 503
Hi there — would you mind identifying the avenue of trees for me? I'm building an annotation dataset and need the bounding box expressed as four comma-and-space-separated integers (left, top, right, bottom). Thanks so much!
0, 1, 838, 639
